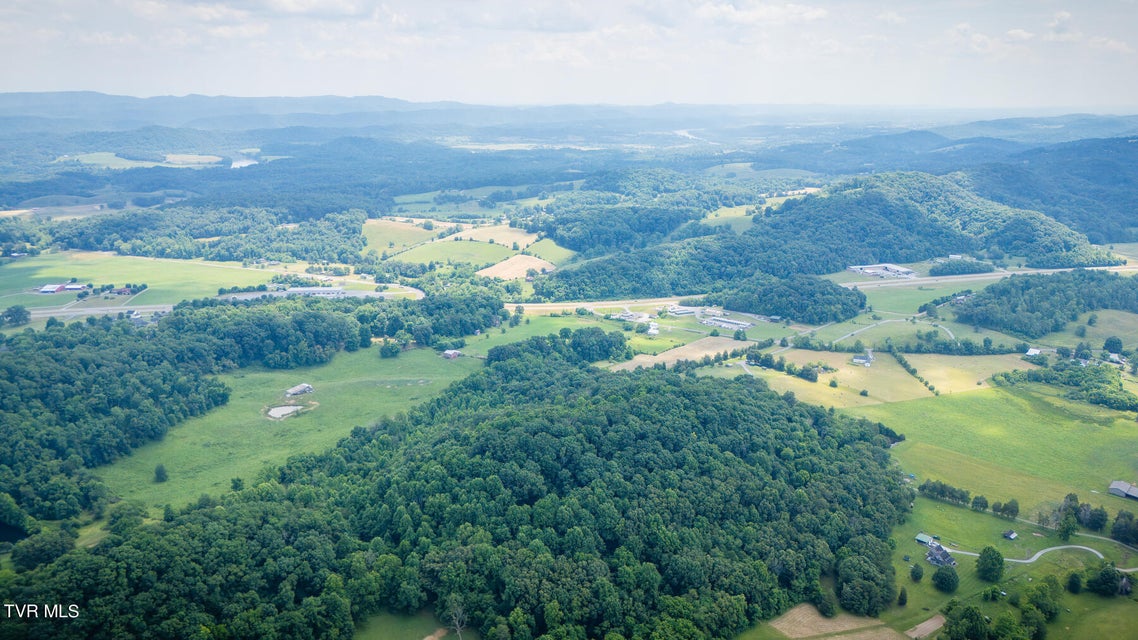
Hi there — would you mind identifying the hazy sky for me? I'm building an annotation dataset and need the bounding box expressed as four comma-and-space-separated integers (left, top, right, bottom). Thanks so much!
3, 1, 1137, 108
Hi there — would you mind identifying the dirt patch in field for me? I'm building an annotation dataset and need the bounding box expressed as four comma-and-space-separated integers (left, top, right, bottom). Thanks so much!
905, 614, 945, 639
477, 254, 556, 279
611, 336, 742, 372
769, 603, 883, 638
423, 628, 448, 640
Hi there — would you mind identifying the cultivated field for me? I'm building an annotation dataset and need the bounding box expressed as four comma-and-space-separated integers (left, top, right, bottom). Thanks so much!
476, 254, 555, 279
98, 348, 482, 513
767, 603, 889, 638
902, 353, 1037, 394
394, 238, 515, 265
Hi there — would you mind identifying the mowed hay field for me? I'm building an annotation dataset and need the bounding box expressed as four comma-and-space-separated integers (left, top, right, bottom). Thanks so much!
477, 254, 556, 279
362, 218, 438, 252
740, 603, 902, 640
736, 348, 931, 408
98, 348, 482, 513
395, 238, 515, 265
455, 223, 539, 248
902, 353, 1038, 393
611, 336, 742, 371
849, 386, 1138, 514
0, 251, 273, 307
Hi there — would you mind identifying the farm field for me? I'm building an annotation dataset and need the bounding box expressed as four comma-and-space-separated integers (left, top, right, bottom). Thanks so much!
98, 347, 482, 514
394, 238, 515, 265
476, 254, 556, 279
525, 238, 577, 265
0, 251, 273, 308
610, 335, 742, 371
859, 281, 987, 315
455, 223, 539, 248
848, 386, 1138, 515
363, 218, 438, 252
903, 353, 1036, 394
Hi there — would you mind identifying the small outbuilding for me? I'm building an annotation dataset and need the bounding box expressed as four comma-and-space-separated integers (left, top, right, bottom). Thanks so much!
915, 533, 934, 546
442, 350, 463, 359
1109, 481, 1138, 500
1003, 530, 1018, 540
285, 383, 314, 397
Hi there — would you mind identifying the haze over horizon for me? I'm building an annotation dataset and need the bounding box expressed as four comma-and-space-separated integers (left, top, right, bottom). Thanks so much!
4, 1, 1138, 111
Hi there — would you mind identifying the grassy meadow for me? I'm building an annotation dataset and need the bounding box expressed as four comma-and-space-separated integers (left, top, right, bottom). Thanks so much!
849, 386, 1138, 515
98, 347, 482, 513
525, 238, 576, 265
363, 218, 439, 253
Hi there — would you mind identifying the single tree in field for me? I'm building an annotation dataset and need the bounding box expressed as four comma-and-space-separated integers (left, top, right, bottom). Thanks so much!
910, 563, 924, 582
154, 464, 168, 483
933, 565, 959, 593
976, 546, 1004, 582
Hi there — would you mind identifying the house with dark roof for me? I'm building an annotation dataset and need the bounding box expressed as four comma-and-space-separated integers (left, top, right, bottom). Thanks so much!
926, 542, 956, 567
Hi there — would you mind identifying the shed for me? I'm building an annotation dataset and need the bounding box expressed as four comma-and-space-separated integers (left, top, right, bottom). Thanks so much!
285, 383, 314, 397
915, 533, 934, 546
1109, 481, 1138, 500
1003, 530, 1018, 540
442, 350, 463, 359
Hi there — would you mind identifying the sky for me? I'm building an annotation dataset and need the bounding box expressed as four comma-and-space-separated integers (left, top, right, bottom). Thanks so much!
3, 0, 1137, 109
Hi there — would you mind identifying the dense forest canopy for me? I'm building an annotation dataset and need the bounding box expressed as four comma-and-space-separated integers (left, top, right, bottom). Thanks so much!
954, 269, 1138, 338
2, 333, 911, 640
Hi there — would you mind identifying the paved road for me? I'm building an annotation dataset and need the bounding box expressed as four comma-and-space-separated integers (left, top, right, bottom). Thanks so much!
943, 544, 1138, 571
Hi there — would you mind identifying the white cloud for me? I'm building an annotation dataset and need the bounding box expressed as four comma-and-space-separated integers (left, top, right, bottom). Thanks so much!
1046, 10, 1082, 42
694, 1, 828, 27
208, 22, 269, 38
876, 10, 904, 26
1005, 28, 1034, 42
1089, 35, 1134, 54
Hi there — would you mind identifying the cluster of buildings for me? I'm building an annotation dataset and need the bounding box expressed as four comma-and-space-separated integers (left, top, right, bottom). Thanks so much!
915, 533, 956, 567
38, 283, 87, 294
847, 263, 916, 279
700, 316, 752, 331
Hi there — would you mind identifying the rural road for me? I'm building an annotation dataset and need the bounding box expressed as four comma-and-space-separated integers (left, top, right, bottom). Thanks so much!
946, 545, 1104, 563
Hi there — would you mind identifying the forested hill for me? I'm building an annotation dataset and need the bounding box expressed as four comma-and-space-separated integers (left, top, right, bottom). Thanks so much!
3, 333, 912, 639
533, 171, 1116, 306
958, 137, 1138, 243
745, 172, 1118, 271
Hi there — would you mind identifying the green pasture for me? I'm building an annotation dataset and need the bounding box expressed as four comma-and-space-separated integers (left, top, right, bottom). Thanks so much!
0, 251, 272, 308
98, 348, 482, 514
849, 386, 1138, 515
393, 239, 515, 266
525, 238, 577, 265
1036, 309, 1138, 351
860, 282, 987, 315
363, 219, 438, 252
882, 497, 1138, 634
